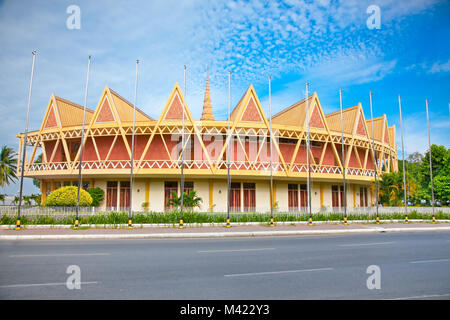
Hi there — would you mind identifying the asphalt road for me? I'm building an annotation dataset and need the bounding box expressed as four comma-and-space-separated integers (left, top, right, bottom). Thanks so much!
0, 231, 449, 299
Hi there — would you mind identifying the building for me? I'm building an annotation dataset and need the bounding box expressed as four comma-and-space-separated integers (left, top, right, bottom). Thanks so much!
17, 74, 398, 212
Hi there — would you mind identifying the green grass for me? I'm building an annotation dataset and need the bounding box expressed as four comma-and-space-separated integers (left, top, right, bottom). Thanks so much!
0, 210, 449, 226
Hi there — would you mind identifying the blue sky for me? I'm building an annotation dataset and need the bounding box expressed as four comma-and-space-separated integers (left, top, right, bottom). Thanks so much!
0, 0, 449, 195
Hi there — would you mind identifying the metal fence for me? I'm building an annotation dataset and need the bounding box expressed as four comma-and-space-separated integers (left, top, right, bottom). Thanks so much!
1, 205, 449, 220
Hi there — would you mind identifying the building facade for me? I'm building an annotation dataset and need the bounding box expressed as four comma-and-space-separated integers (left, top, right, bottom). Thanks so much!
17, 75, 398, 212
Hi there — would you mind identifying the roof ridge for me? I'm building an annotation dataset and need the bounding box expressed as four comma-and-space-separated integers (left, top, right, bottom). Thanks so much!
325, 105, 359, 117
271, 94, 314, 119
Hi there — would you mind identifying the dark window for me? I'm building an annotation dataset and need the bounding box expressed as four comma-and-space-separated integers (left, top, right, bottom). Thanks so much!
360, 187, 368, 207
165, 182, 178, 210
332, 185, 345, 208
288, 184, 298, 211
183, 181, 194, 194
230, 182, 241, 212
120, 181, 130, 209
300, 184, 308, 208
243, 183, 256, 212
106, 181, 118, 208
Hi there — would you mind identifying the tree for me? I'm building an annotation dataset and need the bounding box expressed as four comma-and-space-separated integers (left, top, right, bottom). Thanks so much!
0, 194, 5, 204
0, 146, 18, 187
434, 175, 450, 204
378, 172, 405, 206
23, 195, 32, 206
87, 187, 104, 207
165, 190, 203, 210
420, 144, 448, 189
43, 186, 92, 207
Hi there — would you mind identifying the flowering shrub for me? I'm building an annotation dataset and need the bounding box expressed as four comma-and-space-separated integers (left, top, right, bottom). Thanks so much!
43, 186, 92, 207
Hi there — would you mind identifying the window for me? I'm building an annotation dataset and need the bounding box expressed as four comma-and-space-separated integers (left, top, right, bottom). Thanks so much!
183, 181, 194, 195
288, 184, 298, 211
360, 187, 368, 207
300, 184, 308, 208
120, 181, 130, 209
332, 185, 345, 208
243, 183, 256, 212
165, 182, 178, 210
106, 181, 118, 208
229, 182, 241, 212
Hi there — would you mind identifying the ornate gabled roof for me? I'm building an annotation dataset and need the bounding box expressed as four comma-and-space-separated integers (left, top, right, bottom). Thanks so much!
271, 94, 315, 128
108, 88, 153, 122
325, 105, 359, 135
365, 115, 387, 142
200, 71, 215, 121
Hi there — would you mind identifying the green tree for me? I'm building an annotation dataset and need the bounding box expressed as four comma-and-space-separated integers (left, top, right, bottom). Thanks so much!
23, 195, 32, 206
379, 172, 405, 206
88, 187, 104, 207
0, 146, 18, 187
165, 190, 203, 210
434, 175, 450, 204
420, 144, 448, 189
43, 186, 92, 207
0, 194, 5, 204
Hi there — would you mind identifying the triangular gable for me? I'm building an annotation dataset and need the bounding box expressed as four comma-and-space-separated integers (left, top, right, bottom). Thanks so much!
272, 95, 313, 128
240, 95, 263, 123
161, 83, 189, 121
44, 103, 58, 129
95, 96, 116, 123
309, 104, 325, 129
356, 114, 366, 136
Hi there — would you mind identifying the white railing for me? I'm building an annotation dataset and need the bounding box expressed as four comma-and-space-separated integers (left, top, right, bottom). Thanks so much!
25, 160, 377, 177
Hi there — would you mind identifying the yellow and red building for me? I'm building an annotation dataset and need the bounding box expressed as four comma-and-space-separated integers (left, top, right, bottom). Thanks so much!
17, 75, 398, 212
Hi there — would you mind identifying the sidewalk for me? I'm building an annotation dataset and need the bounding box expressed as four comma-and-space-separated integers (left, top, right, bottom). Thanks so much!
1, 221, 450, 240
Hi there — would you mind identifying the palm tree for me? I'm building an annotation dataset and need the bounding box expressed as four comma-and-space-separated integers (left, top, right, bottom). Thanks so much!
0, 194, 5, 204
0, 146, 18, 187
166, 190, 203, 210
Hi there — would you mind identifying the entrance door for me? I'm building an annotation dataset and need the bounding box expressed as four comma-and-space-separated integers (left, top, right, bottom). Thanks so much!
120, 181, 130, 210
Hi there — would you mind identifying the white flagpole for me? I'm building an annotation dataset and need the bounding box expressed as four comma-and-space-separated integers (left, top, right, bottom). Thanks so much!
339, 89, 348, 225
226, 71, 231, 227
75, 55, 91, 229
269, 76, 274, 227
426, 99, 436, 223
128, 60, 139, 229
306, 83, 312, 226
179, 65, 186, 229
16, 50, 36, 231
398, 95, 408, 223
369, 92, 380, 223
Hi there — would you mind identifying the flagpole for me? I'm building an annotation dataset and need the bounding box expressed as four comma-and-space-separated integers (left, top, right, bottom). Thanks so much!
339, 89, 348, 225
398, 95, 408, 223
226, 71, 231, 227
179, 65, 186, 229
75, 55, 91, 229
128, 60, 139, 229
16, 50, 36, 231
426, 99, 436, 223
306, 83, 312, 226
269, 76, 274, 227
369, 92, 379, 223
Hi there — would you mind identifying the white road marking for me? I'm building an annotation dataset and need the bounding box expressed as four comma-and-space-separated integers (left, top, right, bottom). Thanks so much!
0, 281, 98, 288
410, 258, 450, 264
198, 248, 276, 253
224, 267, 333, 277
339, 242, 394, 247
388, 293, 450, 300
9, 253, 110, 258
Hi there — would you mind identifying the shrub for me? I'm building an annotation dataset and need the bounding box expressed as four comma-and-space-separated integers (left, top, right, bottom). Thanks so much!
88, 187, 104, 207
43, 186, 92, 207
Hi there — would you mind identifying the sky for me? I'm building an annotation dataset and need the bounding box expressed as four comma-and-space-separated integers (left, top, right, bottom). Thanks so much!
0, 0, 449, 196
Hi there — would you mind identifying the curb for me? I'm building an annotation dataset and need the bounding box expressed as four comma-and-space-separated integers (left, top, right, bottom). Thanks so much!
1, 226, 450, 240
1, 219, 449, 230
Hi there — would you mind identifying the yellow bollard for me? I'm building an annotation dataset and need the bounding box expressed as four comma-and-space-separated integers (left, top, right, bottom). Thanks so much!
308, 217, 313, 226
179, 219, 184, 229
344, 216, 348, 226
269, 217, 274, 227
128, 219, 133, 229
405, 216, 409, 224
376, 216, 380, 224
74, 219, 79, 230
226, 218, 231, 228
432, 216, 436, 224
15, 219, 21, 231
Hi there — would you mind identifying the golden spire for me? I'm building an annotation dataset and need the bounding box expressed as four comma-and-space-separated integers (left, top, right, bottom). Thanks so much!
200, 69, 215, 121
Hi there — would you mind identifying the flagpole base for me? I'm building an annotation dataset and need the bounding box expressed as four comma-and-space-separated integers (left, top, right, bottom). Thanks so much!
269, 218, 274, 227
128, 219, 133, 229
432, 216, 436, 224
308, 217, 313, 226
74, 219, 79, 230
344, 216, 348, 226
376, 216, 380, 224
405, 216, 409, 224
226, 218, 231, 228
179, 219, 184, 229
15, 219, 21, 230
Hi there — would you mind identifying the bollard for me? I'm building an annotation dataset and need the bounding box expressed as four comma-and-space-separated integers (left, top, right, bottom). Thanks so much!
226, 218, 231, 228
15, 219, 21, 231
269, 217, 274, 227
128, 219, 133, 229
179, 219, 184, 229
